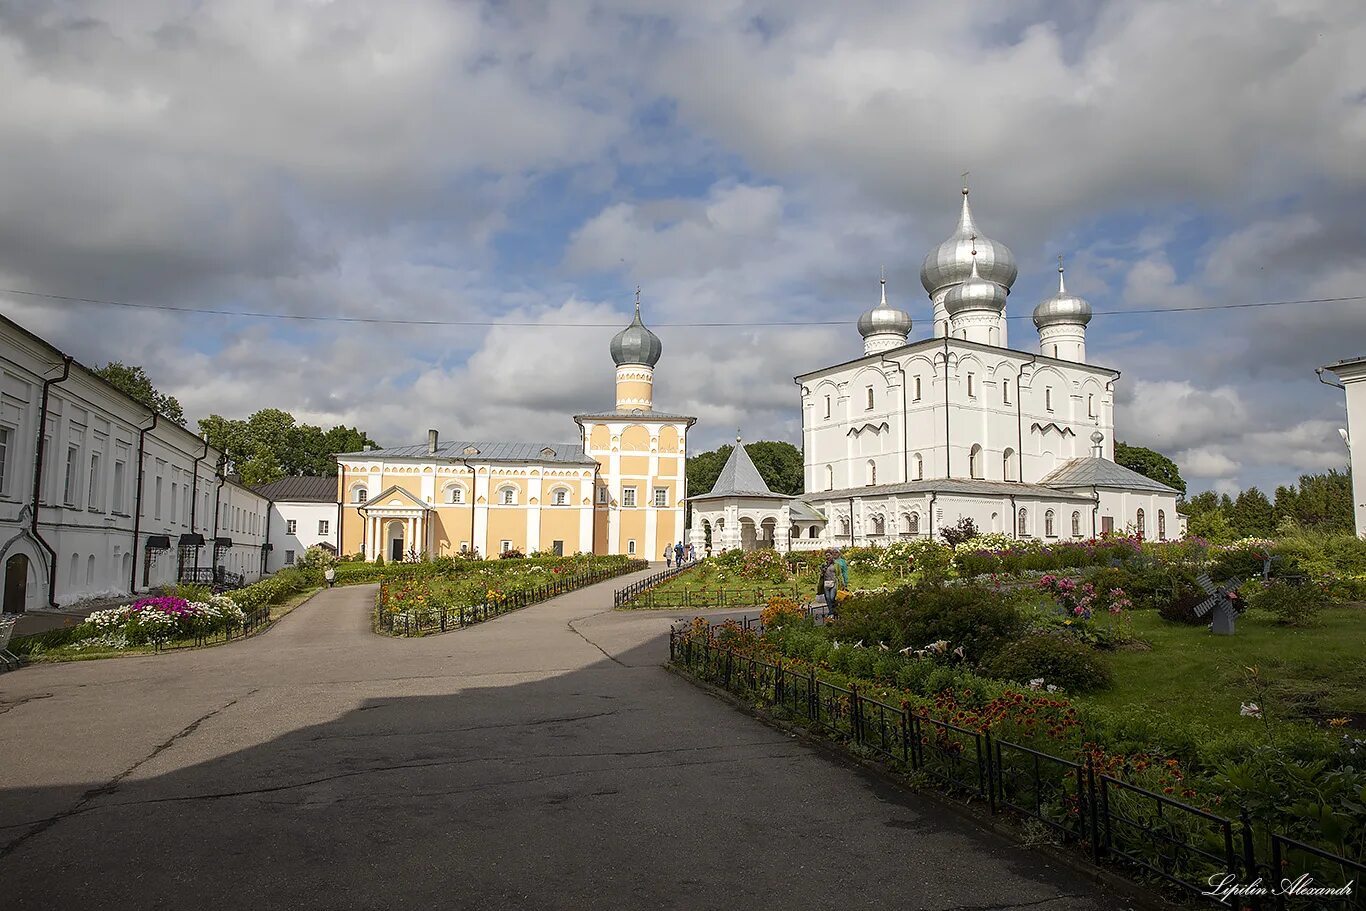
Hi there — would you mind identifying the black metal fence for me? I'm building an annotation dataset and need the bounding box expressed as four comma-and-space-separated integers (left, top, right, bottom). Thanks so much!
377, 559, 648, 636
177, 567, 247, 591
611, 560, 700, 608
151, 603, 274, 651
670, 623, 1365, 909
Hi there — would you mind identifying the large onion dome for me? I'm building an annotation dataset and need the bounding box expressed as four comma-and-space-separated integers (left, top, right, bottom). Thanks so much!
857, 276, 913, 340
942, 250, 1007, 316
1033, 259, 1093, 329
610, 297, 662, 367
920, 187, 1018, 296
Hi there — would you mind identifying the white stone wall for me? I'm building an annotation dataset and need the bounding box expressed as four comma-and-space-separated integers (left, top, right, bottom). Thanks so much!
267, 501, 338, 572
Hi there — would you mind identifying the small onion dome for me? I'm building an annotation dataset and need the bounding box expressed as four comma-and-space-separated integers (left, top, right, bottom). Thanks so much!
857, 277, 913, 340
942, 252, 1007, 316
610, 299, 662, 367
920, 187, 1018, 296
1033, 261, 1093, 329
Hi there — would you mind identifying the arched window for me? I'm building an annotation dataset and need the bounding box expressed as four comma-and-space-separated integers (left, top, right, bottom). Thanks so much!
808, 525, 819, 539
1087, 394, 1095, 417
353, 486, 368, 504
865, 386, 875, 409
909, 512, 920, 535
1071, 511, 1081, 537
825, 465, 834, 491
914, 453, 924, 480
969, 444, 983, 479
499, 486, 516, 506
552, 488, 568, 506
866, 459, 876, 486
1003, 448, 1017, 481
1158, 509, 1167, 540
1017, 508, 1028, 537
445, 485, 464, 505
872, 515, 885, 536
1002, 378, 1011, 405
1044, 509, 1055, 537
839, 516, 850, 536
1136, 508, 1146, 539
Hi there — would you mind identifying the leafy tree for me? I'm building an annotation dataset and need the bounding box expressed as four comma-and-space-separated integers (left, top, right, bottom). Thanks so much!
939, 516, 979, 546
686, 440, 803, 496
1273, 469, 1354, 533
1182, 490, 1220, 517
1188, 509, 1236, 544
1115, 442, 1185, 494
199, 410, 378, 487
93, 361, 186, 426
1229, 487, 1275, 538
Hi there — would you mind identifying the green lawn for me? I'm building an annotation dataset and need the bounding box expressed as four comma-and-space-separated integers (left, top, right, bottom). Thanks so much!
627, 562, 902, 609
1083, 604, 1366, 730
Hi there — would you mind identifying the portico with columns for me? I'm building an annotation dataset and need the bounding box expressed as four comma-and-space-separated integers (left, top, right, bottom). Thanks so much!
356, 486, 431, 562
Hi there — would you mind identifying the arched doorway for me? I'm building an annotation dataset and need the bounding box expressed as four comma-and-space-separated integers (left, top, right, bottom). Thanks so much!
385, 520, 406, 562
739, 518, 757, 551
5, 553, 31, 613
760, 517, 777, 549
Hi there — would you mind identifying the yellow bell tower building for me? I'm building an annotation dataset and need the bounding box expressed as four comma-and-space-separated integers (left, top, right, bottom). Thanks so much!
575, 290, 695, 559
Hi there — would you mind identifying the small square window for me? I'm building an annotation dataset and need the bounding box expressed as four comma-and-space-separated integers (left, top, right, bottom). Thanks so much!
501, 540, 512, 553
653, 487, 668, 508
623, 487, 637, 508
318, 520, 329, 535
286, 519, 297, 535
284, 550, 295, 565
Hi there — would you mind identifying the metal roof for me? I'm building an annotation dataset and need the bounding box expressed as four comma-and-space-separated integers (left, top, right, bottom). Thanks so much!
336, 440, 597, 466
252, 475, 338, 502
689, 443, 788, 501
789, 500, 827, 522
1036, 457, 1180, 493
802, 477, 1097, 502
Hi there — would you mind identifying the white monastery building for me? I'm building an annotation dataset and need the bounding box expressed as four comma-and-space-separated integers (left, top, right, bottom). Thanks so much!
0, 314, 270, 613
254, 476, 340, 572
690, 186, 1184, 553
1319, 356, 1366, 537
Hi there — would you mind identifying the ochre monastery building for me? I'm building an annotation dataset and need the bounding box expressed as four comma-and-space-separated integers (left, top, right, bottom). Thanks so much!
335, 298, 694, 560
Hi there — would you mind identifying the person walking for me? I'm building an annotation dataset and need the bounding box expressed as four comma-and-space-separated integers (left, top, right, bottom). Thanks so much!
663, 544, 673, 568
821, 556, 839, 617
685, 543, 694, 562
674, 542, 684, 566
324, 565, 336, 589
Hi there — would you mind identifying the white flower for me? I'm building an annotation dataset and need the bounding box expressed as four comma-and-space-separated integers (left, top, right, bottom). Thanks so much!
952, 646, 966, 660
831, 640, 840, 650
853, 640, 864, 649
877, 642, 889, 652
898, 646, 916, 656
1028, 678, 1045, 691
1046, 684, 1060, 693
1240, 702, 1262, 719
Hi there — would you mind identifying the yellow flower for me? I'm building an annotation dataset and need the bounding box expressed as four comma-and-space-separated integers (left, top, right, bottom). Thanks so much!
1328, 717, 1350, 728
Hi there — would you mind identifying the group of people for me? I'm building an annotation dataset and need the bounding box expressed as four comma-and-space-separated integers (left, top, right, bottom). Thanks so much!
662, 542, 695, 567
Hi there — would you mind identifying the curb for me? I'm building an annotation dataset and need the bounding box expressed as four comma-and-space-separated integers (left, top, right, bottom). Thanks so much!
665, 663, 1190, 911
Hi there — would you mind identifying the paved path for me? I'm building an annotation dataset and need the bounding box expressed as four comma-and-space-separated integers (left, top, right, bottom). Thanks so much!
0, 569, 1123, 910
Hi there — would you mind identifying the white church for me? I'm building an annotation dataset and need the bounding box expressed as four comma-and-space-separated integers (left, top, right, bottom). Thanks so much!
689, 187, 1184, 553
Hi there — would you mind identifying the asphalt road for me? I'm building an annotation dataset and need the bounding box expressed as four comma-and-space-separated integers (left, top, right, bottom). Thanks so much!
0, 567, 1123, 910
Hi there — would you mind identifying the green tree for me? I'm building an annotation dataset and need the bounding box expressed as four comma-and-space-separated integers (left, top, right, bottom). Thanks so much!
1229, 487, 1275, 538
1115, 442, 1185, 494
199, 410, 378, 487
1182, 490, 1220, 517
1188, 509, 1236, 544
1274, 469, 1354, 533
93, 361, 186, 426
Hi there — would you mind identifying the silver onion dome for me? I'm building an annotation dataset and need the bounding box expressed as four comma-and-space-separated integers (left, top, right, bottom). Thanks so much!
1033, 260, 1093, 329
857, 276, 913, 339
610, 297, 663, 367
942, 252, 1007, 316
920, 187, 1018, 296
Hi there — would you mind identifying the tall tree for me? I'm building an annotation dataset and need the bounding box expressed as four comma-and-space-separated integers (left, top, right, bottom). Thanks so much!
1273, 469, 1354, 533
93, 361, 186, 426
1115, 441, 1186, 494
1229, 487, 1275, 538
199, 410, 378, 487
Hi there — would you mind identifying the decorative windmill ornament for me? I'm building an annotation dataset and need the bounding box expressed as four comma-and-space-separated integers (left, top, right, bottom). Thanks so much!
1194, 573, 1243, 635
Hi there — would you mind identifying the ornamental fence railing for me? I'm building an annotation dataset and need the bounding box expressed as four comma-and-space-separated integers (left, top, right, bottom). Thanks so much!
153, 603, 274, 652
670, 620, 1365, 910
377, 559, 649, 636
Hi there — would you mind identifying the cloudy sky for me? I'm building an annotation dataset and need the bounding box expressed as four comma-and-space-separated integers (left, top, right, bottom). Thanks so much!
1, 0, 1363, 496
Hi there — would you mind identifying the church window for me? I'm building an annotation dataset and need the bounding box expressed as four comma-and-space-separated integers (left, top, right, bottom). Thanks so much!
597, 486, 608, 504
1044, 509, 1056, 537
969, 444, 983, 479
913, 376, 922, 401
1087, 394, 1095, 418
865, 386, 874, 410
653, 487, 668, 507
1003, 448, 1017, 481
1158, 509, 1167, 540
908, 512, 920, 535
914, 453, 924, 480
623, 487, 637, 507
1136, 508, 1146, 539
966, 373, 975, 398
1045, 387, 1054, 411
866, 460, 876, 486
824, 465, 833, 491
824, 395, 831, 419
838, 516, 850, 536
627, 539, 636, 555
500, 487, 516, 505
872, 515, 885, 535
1071, 511, 1081, 537
1003, 378, 1011, 405
501, 540, 512, 553
1017, 508, 1028, 537
553, 488, 568, 506
446, 486, 464, 505
353, 487, 368, 504
808, 525, 819, 538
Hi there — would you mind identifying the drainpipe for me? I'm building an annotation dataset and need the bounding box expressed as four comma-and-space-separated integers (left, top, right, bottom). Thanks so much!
881, 354, 909, 482
1016, 355, 1036, 482
261, 497, 272, 577
1091, 485, 1101, 538
129, 413, 158, 593
458, 457, 476, 556
1316, 367, 1345, 390
1103, 370, 1122, 458
31, 355, 73, 608
1008, 493, 1018, 539
337, 463, 345, 557
212, 460, 226, 577
848, 496, 855, 547
927, 491, 938, 540
942, 337, 952, 478
189, 434, 210, 576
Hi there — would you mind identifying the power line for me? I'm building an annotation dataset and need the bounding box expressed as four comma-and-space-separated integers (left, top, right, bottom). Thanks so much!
1, 286, 1361, 328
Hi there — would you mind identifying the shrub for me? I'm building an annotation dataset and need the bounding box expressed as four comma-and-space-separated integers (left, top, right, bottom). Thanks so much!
987, 633, 1112, 693
1246, 579, 1329, 626
1158, 588, 1217, 625
498, 548, 525, 559
835, 585, 1023, 664
759, 595, 807, 628
939, 516, 979, 546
